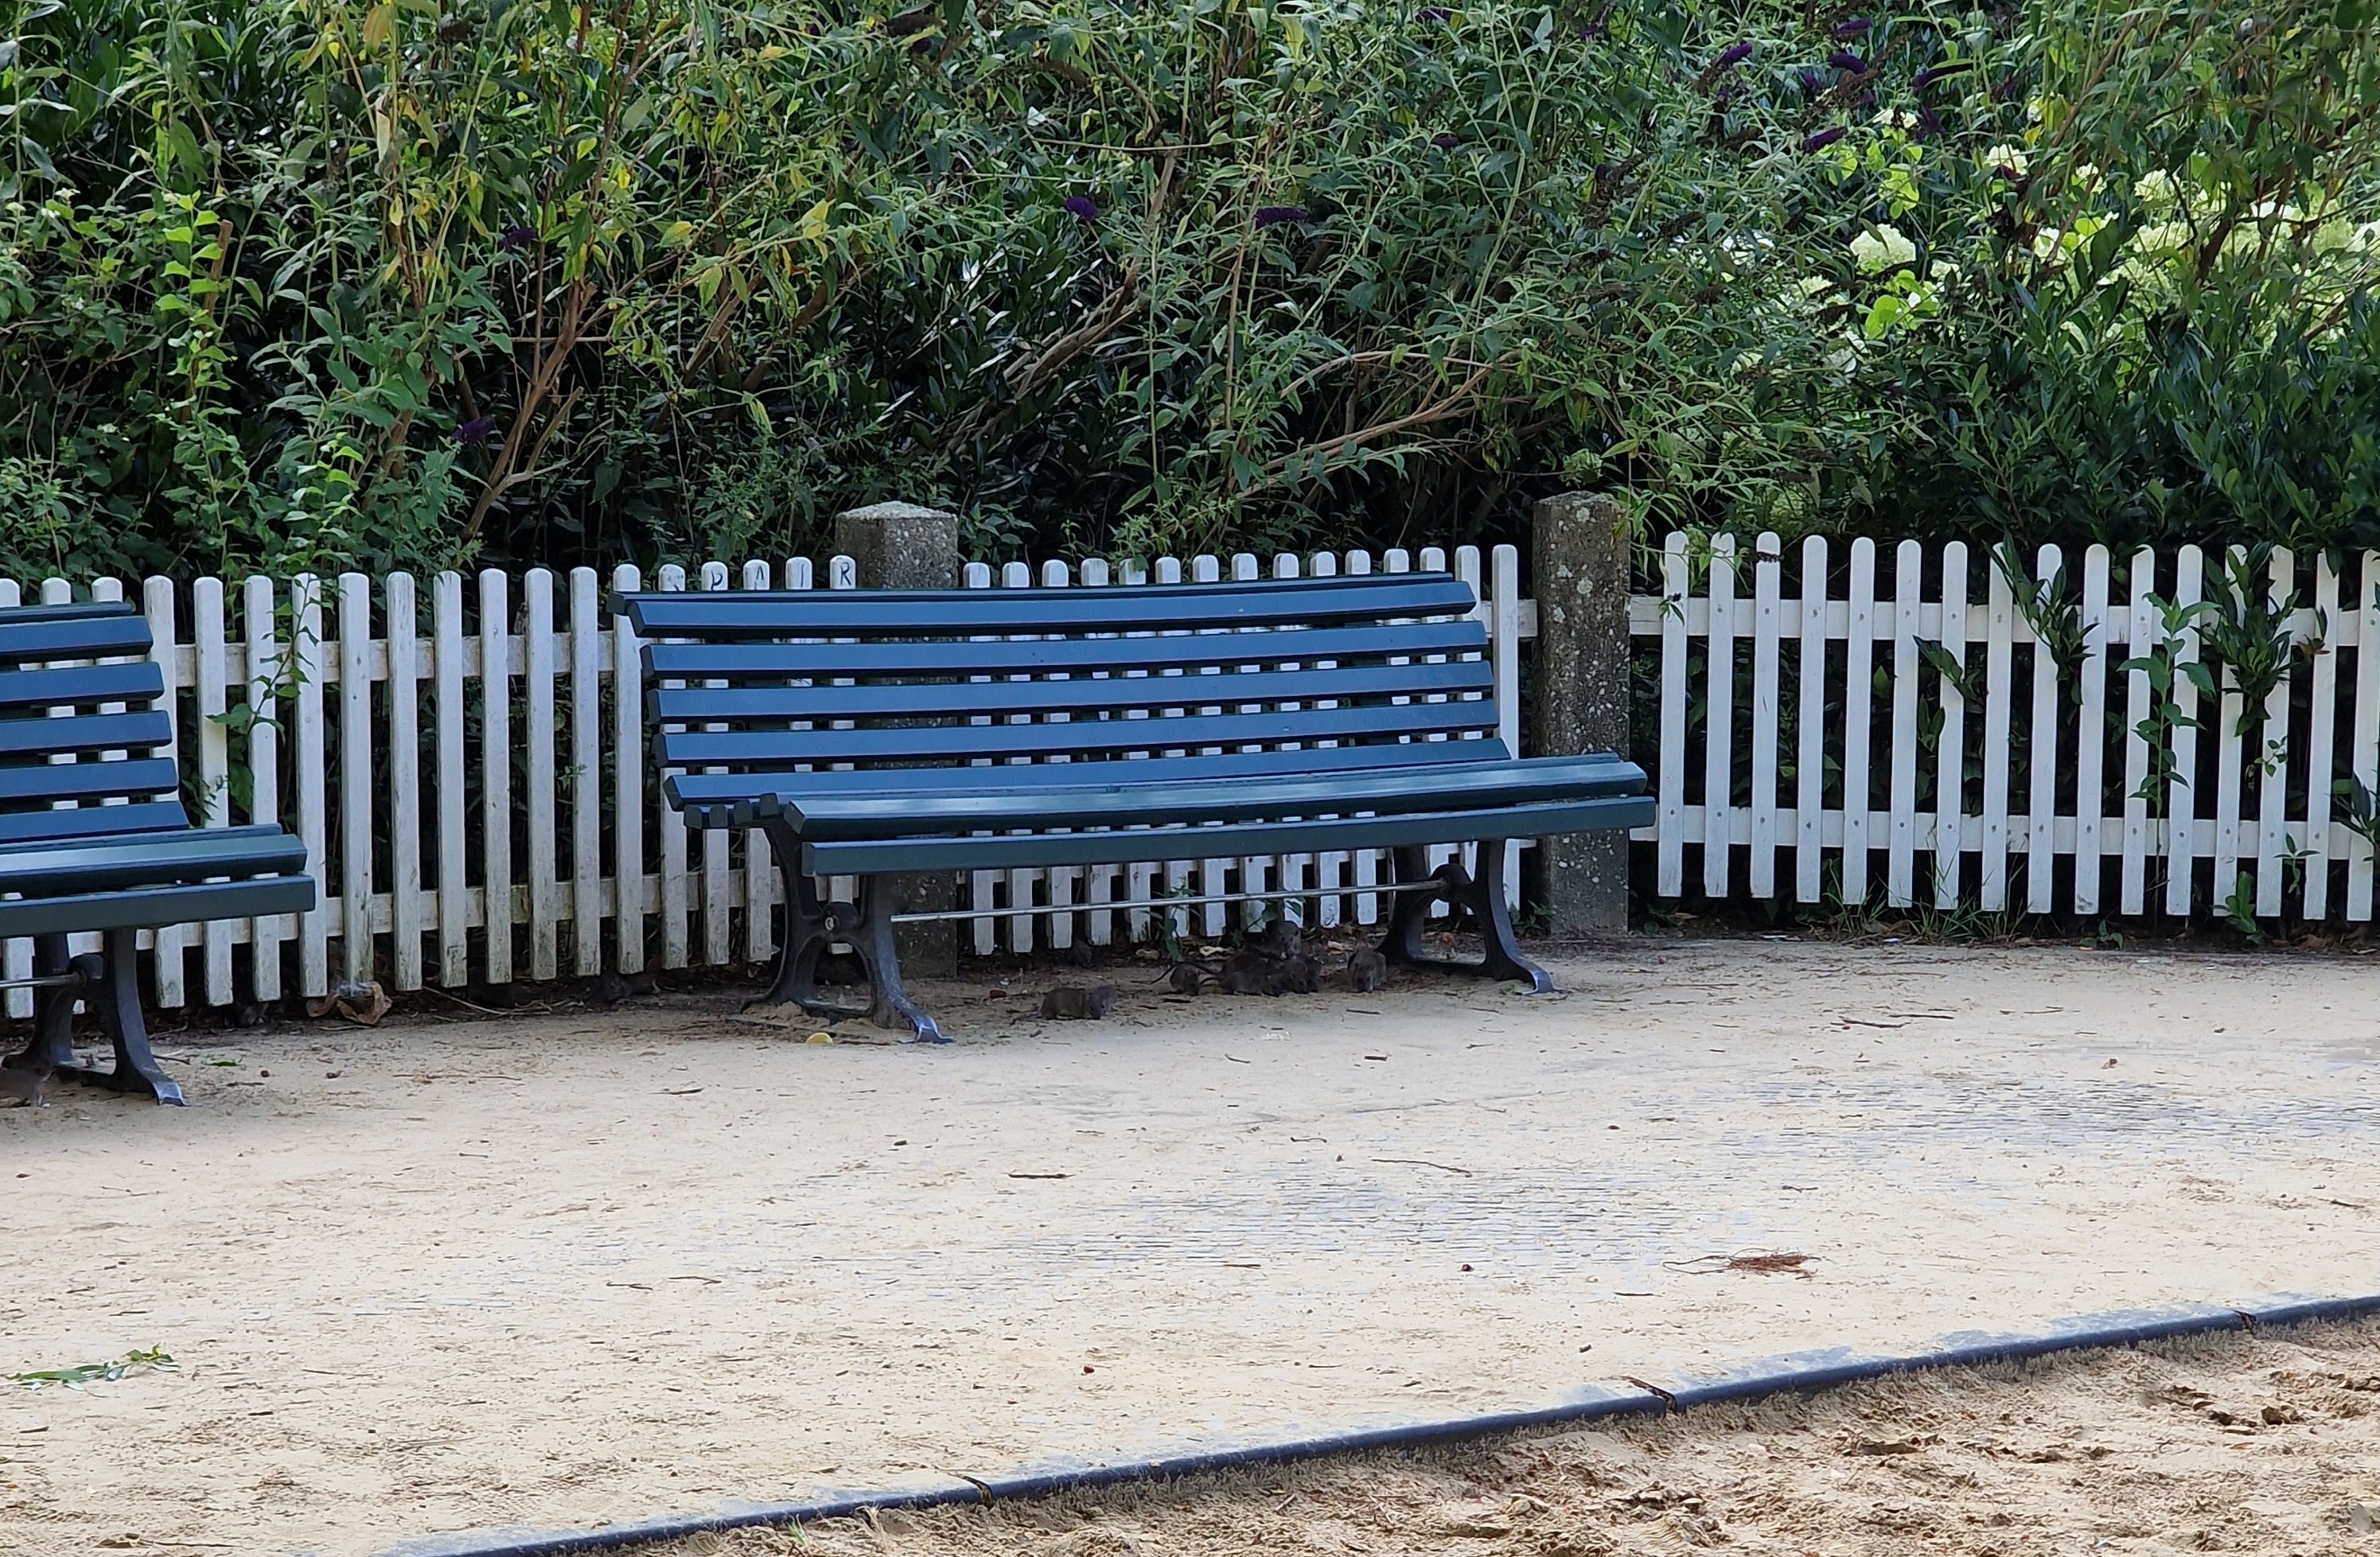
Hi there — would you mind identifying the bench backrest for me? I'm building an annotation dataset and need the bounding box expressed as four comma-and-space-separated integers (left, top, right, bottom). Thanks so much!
618, 573, 1506, 773
0, 601, 188, 846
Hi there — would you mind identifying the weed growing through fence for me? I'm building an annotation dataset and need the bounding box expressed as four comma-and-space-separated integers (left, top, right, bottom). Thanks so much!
2219, 873, 2267, 947
1992, 540, 2093, 699
2197, 546, 2303, 738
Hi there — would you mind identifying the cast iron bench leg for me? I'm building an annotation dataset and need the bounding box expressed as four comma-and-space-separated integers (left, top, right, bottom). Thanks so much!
754, 825, 945, 1042
2, 934, 78, 1083
756, 820, 868, 1022
1379, 840, 1552, 994
41, 929, 183, 1105
853, 875, 944, 1043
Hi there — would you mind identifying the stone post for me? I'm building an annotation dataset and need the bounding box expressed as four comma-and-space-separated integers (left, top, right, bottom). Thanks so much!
1529, 490, 1632, 936
833, 501, 961, 976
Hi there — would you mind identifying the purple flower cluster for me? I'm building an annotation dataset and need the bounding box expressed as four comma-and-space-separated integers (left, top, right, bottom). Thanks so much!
1800, 127, 1846, 153
1713, 42, 1753, 71
499, 225, 534, 252
1062, 195, 1098, 222
1832, 17, 1870, 37
1827, 50, 1867, 73
456, 416, 493, 447
1432, 133, 1462, 150
1253, 206, 1310, 229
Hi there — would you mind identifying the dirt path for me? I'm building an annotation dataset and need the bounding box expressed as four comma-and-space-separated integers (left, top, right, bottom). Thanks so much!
1, 941, 2373, 1555
649, 1318, 2380, 1557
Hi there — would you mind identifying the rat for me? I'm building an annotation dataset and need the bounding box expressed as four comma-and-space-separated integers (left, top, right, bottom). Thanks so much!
1217, 946, 1277, 995
1164, 962, 1211, 995
1039, 983, 1119, 1020
1346, 947, 1389, 993
0, 1061, 51, 1108
1264, 954, 1322, 995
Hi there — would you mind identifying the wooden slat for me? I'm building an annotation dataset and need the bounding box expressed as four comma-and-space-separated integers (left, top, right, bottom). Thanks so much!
2164, 547, 2205, 917
613, 564, 646, 975
479, 569, 514, 986
2253, 548, 2293, 918
339, 572, 375, 987
2211, 547, 2248, 911
1887, 540, 1921, 908
1981, 546, 2017, 913
656, 564, 690, 970
0, 578, 20, 1019
1841, 539, 1877, 908
388, 572, 423, 992
524, 568, 559, 982
2070, 547, 2110, 917
142, 576, 183, 1005
292, 574, 330, 997
245, 573, 287, 1001
699, 562, 732, 968
1934, 541, 1969, 908
1700, 535, 1736, 900
1794, 536, 1828, 905
2120, 548, 2156, 915
1747, 533, 1782, 900
2350, 552, 2380, 921
572, 566, 606, 975
2303, 552, 2339, 921
434, 571, 469, 987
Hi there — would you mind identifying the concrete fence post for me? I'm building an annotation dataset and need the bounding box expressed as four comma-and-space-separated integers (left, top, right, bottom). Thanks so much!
1529, 490, 1632, 936
833, 500, 960, 976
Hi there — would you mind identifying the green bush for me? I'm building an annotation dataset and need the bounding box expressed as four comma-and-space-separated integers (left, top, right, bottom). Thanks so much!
0, 0, 2374, 582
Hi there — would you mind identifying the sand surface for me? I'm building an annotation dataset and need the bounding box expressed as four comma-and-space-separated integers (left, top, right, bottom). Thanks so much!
649, 1318, 2380, 1557
0, 940, 2374, 1555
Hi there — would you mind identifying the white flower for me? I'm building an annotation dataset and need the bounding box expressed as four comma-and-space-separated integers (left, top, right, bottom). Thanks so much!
1983, 142, 2028, 178
1870, 107, 1916, 130
2071, 162, 2104, 194
2133, 220, 2192, 254
2031, 227, 2066, 262
2133, 169, 2179, 212
1798, 275, 1836, 299
1848, 223, 1918, 274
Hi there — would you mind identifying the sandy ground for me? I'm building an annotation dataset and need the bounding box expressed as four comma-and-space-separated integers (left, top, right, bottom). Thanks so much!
1, 940, 2375, 1555
645, 1318, 2380, 1557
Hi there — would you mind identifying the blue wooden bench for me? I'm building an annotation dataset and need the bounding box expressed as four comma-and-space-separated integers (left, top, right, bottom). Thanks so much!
0, 601, 317, 1104
617, 571, 1650, 1040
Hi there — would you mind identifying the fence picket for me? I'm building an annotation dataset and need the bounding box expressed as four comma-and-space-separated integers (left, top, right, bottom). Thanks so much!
2121, 549, 2156, 915
2303, 553, 2339, 921
698, 562, 732, 968
338, 573, 375, 989
524, 569, 559, 983
387, 571, 423, 993
1983, 547, 2018, 914
2253, 550, 2295, 917
613, 564, 647, 975
2018, 552, 2056, 919
1701, 535, 1737, 899
142, 578, 185, 1005
572, 566, 606, 975
2165, 547, 2205, 917
2071, 547, 2110, 917
193, 576, 235, 1002
292, 574, 330, 997
434, 572, 468, 987
738, 560, 775, 967
1747, 533, 1782, 900
245, 574, 288, 1001
656, 564, 689, 970
479, 570, 515, 986
2351, 553, 2380, 921
1841, 539, 1877, 907
1794, 536, 1827, 904
1656, 534, 1689, 898
1934, 542, 1969, 908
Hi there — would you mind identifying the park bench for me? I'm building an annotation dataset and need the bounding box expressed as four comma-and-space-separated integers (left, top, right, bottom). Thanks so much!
617, 570, 1650, 1040
0, 601, 317, 1104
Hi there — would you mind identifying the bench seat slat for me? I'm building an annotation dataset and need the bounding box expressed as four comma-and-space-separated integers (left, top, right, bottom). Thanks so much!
619, 574, 1477, 639
0, 756, 179, 807
666, 742, 1511, 825
802, 795, 1657, 876
0, 613, 155, 665
0, 824, 307, 895
0, 710, 172, 759
782, 755, 1649, 839
649, 660, 1490, 726
0, 663, 167, 711
641, 619, 1485, 682
656, 701, 1495, 771
0, 800, 191, 847
0, 876, 317, 940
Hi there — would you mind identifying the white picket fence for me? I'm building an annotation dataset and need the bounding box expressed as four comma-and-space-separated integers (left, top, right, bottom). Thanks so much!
1632, 533, 2380, 923
2, 544, 1528, 1014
